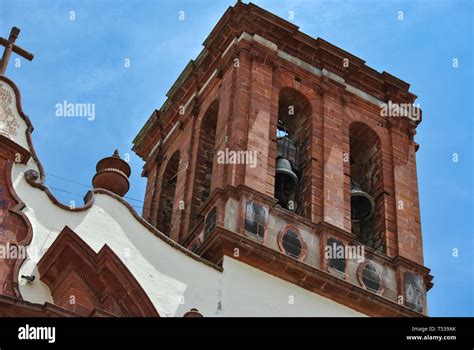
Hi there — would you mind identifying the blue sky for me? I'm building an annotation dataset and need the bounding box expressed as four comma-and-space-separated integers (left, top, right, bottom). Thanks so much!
1, 0, 472, 316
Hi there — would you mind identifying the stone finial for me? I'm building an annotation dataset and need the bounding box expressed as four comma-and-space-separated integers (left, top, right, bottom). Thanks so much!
183, 308, 203, 317
92, 150, 131, 197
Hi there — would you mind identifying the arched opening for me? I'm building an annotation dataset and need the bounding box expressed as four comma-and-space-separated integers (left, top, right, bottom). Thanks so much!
349, 122, 385, 251
274, 88, 312, 218
189, 100, 219, 230
156, 151, 180, 236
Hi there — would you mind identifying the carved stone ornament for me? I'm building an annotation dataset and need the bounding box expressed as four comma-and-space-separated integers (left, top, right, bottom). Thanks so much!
0, 84, 19, 139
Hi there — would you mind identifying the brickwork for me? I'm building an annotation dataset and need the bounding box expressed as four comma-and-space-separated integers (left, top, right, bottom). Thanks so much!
133, 2, 431, 315
156, 151, 180, 238
189, 100, 218, 231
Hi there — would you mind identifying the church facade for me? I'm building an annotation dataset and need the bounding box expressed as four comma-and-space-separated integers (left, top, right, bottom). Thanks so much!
0, 2, 432, 317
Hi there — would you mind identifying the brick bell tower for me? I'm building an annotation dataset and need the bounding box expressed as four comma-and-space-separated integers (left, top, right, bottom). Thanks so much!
133, 2, 433, 316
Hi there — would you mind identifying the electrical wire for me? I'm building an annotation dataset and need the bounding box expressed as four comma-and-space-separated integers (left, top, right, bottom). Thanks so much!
45, 171, 408, 246
46, 173, 145, 203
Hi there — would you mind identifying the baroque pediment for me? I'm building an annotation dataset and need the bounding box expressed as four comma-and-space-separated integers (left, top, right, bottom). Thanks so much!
37, 226, 159, 317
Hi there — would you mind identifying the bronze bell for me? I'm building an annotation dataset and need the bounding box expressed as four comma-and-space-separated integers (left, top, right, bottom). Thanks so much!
275, 157, 298, 192
350, 180, 375, 222
275, 157, 298, 210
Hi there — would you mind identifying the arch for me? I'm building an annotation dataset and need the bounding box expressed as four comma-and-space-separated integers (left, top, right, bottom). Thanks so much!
189, 100, 219, 230
349, 122, 386, 251
156, 150, 180, 236
274, 87, 312, 218
277, 87, 312, 139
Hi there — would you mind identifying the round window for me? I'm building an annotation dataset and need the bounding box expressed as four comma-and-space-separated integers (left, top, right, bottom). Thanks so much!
277, 227, 307, 260
358, 260, 384, 294
282, 230, 302, 257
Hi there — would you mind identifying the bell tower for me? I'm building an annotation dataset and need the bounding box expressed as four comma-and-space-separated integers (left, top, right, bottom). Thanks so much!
133, 2, 432, 316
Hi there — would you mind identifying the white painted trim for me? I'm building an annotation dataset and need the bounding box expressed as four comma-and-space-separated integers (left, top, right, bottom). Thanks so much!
147, 138, 162, 159
163, 121, 180, 144
221, 38, 238, 59
146, 117, 180, 159
233, 32, 386, 106
198, 69, 218, 96
183, 92, 197, 112
253, 34, 278, 51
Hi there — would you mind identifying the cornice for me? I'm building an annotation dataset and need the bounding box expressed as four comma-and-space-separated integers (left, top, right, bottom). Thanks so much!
132, 2, 419, 161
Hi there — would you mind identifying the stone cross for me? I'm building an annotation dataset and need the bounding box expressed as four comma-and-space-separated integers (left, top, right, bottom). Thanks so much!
0, 27, 34, 75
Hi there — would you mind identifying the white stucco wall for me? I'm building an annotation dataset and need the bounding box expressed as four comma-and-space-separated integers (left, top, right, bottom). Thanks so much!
220, 257, 364, 316
14, 174, 364, 316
